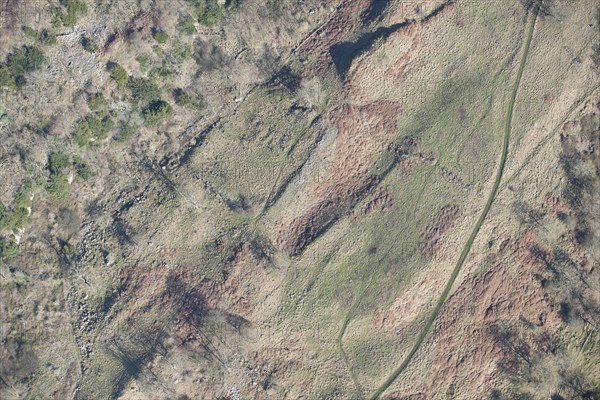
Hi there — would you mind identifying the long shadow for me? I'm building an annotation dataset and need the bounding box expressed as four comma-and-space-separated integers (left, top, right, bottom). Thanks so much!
330, 0, 451, 79
362, 0, 390, 24
330, 21, 408, 79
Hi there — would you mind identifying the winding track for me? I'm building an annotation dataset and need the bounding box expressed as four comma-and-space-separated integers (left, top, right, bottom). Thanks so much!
368, 2, 544, 398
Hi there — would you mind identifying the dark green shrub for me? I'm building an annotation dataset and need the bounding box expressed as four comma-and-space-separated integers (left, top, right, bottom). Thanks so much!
47, 173, 70, 200
0, 65, 17, 90
142, 100, 173, 126
6, 45, 45, 76
191, 0, 222, 26
51, 0, 88, 27
109, 63, 129, 88
114, 122, 139, 143
14, 75, 27, 88
0, 237, 19, 259
81, 36, 99, 53
152, 29, 169, 44
74, 115, 114, 146
173, 88, 193, 106
179, 15, 197, 35
225, 0, 243, 9
127, 77, 161, 107
39, 30, 57, 46
87, 92, 107, 111
0, 46, 45, 89
49, 151, 70, 173
73, 157, 93, 179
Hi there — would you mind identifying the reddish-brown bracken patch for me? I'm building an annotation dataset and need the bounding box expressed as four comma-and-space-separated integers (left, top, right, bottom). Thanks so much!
388, 230, 561, 396
422, 205, 463, 259
384, 24, 423, 81
363, 187, 394, 214
277, 101, 401, 256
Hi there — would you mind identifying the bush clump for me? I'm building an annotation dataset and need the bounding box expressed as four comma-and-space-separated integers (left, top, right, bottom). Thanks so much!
179, 15, 197, 35
47, 173, 70, 200
142, 100, 173, 126
108, 62, 129, 89
0, 65, 17, 89
0, 46, 45, 90
135, 54, 151, 74
7, 46, 46, 75
39, 29, 58, 46
45, 152, 91, 199
189, 0, 222, 26
149, 64, 173, 80
23, 26, 39, 40
171, 42, 192, 63
23, 26, 57, 46
152, 29, 169, 44
51, 0, 88, 27
63, 243, 76, 257
0, 183, 34, 233
14, 188, 33, 210
127, 77, 162, 108
0, 237, 19, 259
74, 114, 114, 146
173, 88, 194, 107
49, 151, 70, 174
114, 122, 140, 143
73, 156, 93, 179
87, 92, 107, 111
81, 36, 99, 53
